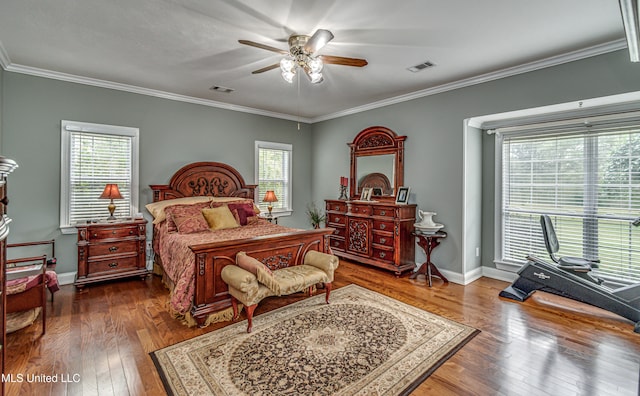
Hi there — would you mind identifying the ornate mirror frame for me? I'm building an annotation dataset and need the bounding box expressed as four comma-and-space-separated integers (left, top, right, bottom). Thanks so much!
349, 126, 406, 201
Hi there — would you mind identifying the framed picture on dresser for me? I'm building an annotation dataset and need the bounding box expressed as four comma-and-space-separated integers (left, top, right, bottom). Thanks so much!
361, 187, 372, 201
395, 186, 410, 204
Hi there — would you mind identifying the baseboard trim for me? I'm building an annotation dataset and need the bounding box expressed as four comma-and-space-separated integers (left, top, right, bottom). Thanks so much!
57, 272, 77, 286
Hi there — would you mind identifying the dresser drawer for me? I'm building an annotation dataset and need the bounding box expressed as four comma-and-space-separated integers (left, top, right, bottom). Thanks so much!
328, 214, 346, 226
349, 204, 372, 216
327, 201, 347, 213
373, 220, 394, 232
372, 247, 394, 263
372, 233, 393, 247
329, 237, 345, 251
88, 256, 138, 276
88, 240, 138, 257
373, 207, 395, 218
89, 226, 138, 241
331, 227, 346, 238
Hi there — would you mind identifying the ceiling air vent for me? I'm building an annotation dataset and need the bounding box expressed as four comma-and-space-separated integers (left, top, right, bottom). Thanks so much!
210, 85, 235, 93
407, 61, 435, 73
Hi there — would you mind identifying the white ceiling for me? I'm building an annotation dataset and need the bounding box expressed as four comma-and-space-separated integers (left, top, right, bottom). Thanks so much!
0, 0, 628, 122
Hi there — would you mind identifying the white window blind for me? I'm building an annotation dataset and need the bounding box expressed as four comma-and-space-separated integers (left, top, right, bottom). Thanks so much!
60, 121, 139, 233
255, 141, 292, 213
498, 117, 640, 283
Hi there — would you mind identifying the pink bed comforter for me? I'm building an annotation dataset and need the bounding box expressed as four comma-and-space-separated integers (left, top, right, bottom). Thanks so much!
157, 220, 297, 314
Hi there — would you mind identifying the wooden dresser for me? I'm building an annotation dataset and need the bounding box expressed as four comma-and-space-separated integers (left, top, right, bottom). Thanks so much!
0, 157, 17, 396
325, 199, 416, 275
75, 218, 148, 289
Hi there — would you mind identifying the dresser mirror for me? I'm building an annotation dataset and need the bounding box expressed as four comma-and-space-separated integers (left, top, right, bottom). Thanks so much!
349, 126, 406, 201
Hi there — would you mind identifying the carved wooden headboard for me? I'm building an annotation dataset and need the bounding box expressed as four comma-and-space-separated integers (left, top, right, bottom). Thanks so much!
150, 162, 257, 202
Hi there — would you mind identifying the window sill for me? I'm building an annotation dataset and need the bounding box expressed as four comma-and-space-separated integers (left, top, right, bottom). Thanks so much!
60, 226, 77, 235
493, 260, 523, 273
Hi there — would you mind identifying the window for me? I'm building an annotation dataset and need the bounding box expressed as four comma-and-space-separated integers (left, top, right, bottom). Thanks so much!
496, 114, 640, 283
60, 120, 139, 234
255, 141, 292, 215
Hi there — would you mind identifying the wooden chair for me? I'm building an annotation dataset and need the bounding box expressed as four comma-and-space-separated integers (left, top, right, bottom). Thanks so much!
5, 240, 58, 335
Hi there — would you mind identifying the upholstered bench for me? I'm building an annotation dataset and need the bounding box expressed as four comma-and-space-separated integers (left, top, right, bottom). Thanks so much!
221, 250, 339, 332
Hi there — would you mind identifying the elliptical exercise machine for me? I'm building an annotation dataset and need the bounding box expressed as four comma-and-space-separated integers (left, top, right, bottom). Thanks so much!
499, 215, 640, 333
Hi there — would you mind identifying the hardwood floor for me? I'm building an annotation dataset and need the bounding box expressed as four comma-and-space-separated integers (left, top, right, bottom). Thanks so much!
5, 259, 640, 395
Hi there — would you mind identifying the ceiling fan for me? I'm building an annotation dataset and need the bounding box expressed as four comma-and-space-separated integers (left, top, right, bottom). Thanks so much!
239, 29, 368, 84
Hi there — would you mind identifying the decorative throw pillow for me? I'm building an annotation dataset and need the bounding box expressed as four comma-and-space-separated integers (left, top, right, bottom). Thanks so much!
172, 211, 209, 234
236, 252, 279, 294
164, 202, 212, 233
227, 202, 256, 226
145, 197, 213, 224
201, 206, 239, 230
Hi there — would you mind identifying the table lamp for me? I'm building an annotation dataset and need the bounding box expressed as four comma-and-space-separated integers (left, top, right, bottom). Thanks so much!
99, 183, 123, 220
262, 190, 278, 216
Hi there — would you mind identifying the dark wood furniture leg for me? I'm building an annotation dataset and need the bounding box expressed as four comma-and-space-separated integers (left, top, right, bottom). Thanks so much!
410, 232, 449, 287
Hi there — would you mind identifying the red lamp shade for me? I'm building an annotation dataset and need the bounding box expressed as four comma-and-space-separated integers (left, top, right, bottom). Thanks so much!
262, 190, 278, 216
99, 183, 123, 200
99, 183, 123, 220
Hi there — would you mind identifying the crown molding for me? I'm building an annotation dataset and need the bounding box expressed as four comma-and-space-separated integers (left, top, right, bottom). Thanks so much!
2, 60, 311, 124
0, 39, 11, 69
0, 38, 626, 124
310, 39, 627, 123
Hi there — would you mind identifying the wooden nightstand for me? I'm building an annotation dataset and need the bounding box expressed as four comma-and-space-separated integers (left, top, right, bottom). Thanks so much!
75, 218, 148, 289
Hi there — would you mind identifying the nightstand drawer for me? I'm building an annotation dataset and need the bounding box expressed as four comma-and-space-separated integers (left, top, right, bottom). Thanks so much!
89, 226, 138, 241
88, 256, 138, 276
88, 240, 138, 257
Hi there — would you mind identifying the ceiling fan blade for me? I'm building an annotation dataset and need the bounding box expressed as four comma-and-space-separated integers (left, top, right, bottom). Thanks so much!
252, 63, 280, 74
239, 40, 289, 55
304, 29, 334, 53
319, 55, 368, 67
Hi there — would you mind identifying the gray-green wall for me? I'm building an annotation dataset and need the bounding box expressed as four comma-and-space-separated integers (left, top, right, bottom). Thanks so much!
2, 49, 640, 281
1, 73, 313, 276
311, 49, 640, 279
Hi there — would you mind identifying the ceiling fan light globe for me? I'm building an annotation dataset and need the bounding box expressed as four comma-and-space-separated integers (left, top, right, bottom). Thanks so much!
281, 70, 296, 83
307, 58, 323, 73
309, 72, 323, 84
280, 58, 295, 72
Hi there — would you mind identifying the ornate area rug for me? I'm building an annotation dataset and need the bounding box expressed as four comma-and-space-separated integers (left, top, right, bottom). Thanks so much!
151, 284, 479, 396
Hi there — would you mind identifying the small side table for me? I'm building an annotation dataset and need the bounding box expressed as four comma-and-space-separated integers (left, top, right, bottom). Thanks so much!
410, 231, 449, 287
260, 214, 278, 224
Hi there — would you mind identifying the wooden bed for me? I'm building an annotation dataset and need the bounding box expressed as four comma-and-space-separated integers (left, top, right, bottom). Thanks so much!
150, 161, 333, 327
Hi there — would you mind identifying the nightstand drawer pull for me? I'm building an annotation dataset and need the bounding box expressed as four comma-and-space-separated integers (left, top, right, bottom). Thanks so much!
380, 224, 386, 230
109, 246, 118, 252
113, 230, 117, 234
109, 262, 118, 268
380, 238, 387, 244
380, 210, 386, 216
379, 252, 386, 258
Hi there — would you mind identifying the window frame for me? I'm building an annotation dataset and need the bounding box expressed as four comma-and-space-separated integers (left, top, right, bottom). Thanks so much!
254, 140, 293, 217
493, 113, 640, 283
60, 120, 140, 234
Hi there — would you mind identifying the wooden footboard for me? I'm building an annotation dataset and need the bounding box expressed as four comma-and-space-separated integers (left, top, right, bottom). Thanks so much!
189, 228, 334, 326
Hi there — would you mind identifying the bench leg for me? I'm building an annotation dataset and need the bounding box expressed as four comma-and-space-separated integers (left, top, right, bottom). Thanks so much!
245, 304, 257, 333
325, 282, 332, 304
230, 296, 240, 321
